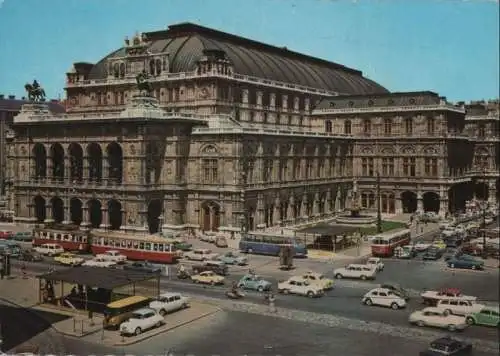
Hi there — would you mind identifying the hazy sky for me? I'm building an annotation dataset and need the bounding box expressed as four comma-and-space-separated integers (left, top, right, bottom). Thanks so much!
0, 0, 498, 101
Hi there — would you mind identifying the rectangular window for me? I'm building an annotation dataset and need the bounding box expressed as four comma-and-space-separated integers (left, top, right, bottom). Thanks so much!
427, 118, 435, 135
405, 119, 413, 135
384, 119, 392, 135
202, 159, 218, 183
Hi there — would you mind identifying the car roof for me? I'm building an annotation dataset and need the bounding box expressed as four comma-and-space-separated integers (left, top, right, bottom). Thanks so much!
133, 308, 155, 314
158, 292, 181, 298
431, 336, 462, 346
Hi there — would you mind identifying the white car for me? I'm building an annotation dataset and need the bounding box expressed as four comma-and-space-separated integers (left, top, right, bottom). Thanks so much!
34, 243, 64, 256
362, 288, 406, 309
301, 271, 334, 290
199, 234, 217, 243
82, 257, 117, 268
277, 277, 324, 298
95, 250, 127, 264
184, 248, 218, 261
119, 308, 164, 336
149, 292, 190, 316
409, 307, 468, 331
420, 289, 477, 306
435, 299, 484, 316
366, 257, 384, 272
413, 242, 431, 252
334, 264, 376, 280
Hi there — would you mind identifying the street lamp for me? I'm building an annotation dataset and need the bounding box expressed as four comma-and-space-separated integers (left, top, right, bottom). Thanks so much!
376, 171, 382, 234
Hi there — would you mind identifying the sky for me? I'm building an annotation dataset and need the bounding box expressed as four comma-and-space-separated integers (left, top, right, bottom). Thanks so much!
0, 0, 498, 102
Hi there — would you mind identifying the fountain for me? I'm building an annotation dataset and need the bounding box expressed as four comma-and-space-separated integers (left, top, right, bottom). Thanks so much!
335, 180, 376, 225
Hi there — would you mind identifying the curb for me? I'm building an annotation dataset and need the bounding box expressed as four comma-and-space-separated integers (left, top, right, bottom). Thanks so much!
112, 307, 221, 346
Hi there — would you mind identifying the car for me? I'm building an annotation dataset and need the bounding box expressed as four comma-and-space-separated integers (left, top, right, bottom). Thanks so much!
119, 308, 164, 336
333, 264, 376, 280
11, 231, 33, 242
199, 234, 217, 243
394, 245, 416, 259
301, 271, 334, 290
123, 261, 161, 273
237, 274, 272, 292
379, 283, 410, 300
366, 257, 384, 272
419, 336, 472, 356
0, 230, 13, 239
54, 252, 85, 266
191, 271, 225, 285
149, 292, 190, 316
18, 250, 43, 262
217, 251, 248, 266
436, 299, 484, 316
409, 307, 468, 331
191, 261, 228, 276
362, 287, 407, 309
277, 277, 324, 298
422, 247, 444, 260
33, 243, 64, 256
447, 254, 484, 270
82, 257, 117, 268
95, 250, 127, 263
465, 305, 500, 327
421, 288, 477, 306
414, 242, 431, 252
184, 248, 218, 261
431, 239, 447, 251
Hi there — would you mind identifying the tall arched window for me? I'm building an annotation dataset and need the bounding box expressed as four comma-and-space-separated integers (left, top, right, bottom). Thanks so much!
478, 124, 486, 138
363, 119, 371, 135
325, 120, 332, 133
119, 63, 125, 78
113, 63, 119, 78
149, 60, 155, 75
156, 59, 162, 75
427, 117, 436, 135
405, 118, 413, 135
344, 120, 351, 134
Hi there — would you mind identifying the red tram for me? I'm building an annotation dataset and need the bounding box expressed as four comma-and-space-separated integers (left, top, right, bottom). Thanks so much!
32, 227, 91, 253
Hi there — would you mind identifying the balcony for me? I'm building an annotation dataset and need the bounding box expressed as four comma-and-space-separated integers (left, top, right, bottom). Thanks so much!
192, 126, 352, 139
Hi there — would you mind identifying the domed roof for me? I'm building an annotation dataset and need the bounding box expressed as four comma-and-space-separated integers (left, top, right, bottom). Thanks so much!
88, 23, 388, 95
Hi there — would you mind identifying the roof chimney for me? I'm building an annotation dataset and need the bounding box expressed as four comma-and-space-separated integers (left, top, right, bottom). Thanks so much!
0, 94, 4, 99
8, 95, 15, 99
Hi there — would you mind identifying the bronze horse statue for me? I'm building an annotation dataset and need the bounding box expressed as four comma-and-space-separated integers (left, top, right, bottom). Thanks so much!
25, 83, 46, 102
136, 71, 152, 95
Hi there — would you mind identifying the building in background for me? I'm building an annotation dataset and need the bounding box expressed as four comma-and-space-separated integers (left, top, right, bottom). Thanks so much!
5, 23, 499, 234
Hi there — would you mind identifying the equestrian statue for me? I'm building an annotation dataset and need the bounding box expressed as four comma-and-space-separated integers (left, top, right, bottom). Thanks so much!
24, 80, 46, 102
136, 70, 152, 95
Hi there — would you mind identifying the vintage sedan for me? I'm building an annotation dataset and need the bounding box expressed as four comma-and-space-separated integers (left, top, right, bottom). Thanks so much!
419, 336, 472, 356
409, 307, 468, 331
237, 274, 272, 292
436, 299, 484, 316
465, 305, 500, 327
53, 252, 84, 266
217, 251, 248, 265
18, 250, 43, 262
422, 247, 444, 260
149, 292, 190, 316
277, 277, 324, 298
362, 288, 407, 310
301, 271, 334, 290
447, 254, 484, 270
334, 264, 376, 280
184, 248, 218, 261
191, 271, 225, 285
366, 257, 384, 272
123, 261, 161, 273
82, 257, 117, 268
119, 308, 164, 336
421, 288, 477, 306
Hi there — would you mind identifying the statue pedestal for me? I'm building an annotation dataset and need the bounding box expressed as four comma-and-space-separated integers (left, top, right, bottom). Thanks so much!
20, 102, 51, 115
120, 95, 165, 119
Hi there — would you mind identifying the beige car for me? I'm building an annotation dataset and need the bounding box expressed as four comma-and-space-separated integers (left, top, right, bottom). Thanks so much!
191, 271, 225, 285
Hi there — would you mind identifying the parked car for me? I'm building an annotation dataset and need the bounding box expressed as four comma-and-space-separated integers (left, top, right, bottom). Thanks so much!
217, 251, 248, 265
199, 234, 217, 243
11, 231, 33, 242
419, 336, 472, 356
184, 248, 218, 261
123, 261, 161, 273
379, 283, 410, 300
33, 243, 64, 256
18, 249, 43, 262
420, 288, 477, 306
409, 307, 468, 331
277, 277, 324, 298
333, 264, 376, 280
366, 257, 384, 272
54, 252, 84, 266
191, 261, 228, 276
215, 236, 228, 248
436, 299, 483, 316
149, 292, 190, 316
301, 271, 334, 290
119, 308, 164, 336
447, 254, 484, 270
431, 239, 447, 251
237, 274, 272, 292
465, 305, 500, 327
0, 230, 13, 239
394, 245, 416, 259
82, 257, 117, 268
95, 250, 127, 264
362, 287, 406, 309
414, 242, 432, 252
191, 271, 225, 285
422, 247, 444, 260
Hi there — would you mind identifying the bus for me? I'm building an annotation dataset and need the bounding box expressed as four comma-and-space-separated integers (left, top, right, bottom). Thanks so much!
371, 228, 411, 257
32, 227, 91, 253
90, 231, 181, 264
239, 232, 308, 257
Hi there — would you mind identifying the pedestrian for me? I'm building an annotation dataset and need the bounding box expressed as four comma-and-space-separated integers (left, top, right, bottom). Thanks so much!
21, 263, 27, 279
268, 292, 277, 313
0, 262, 4, 280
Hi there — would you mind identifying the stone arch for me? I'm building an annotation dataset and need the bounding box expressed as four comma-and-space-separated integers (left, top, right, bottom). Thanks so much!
70, 198, 83, 225
68, 143, 84, 182
147, 199, 163, 234
32, 143, 47, 179
50, 143, 65, 181
423, 191, 440, 213
108, 199, 122, 230
401, 191, 417, 213
87, 143, 103, 182
51, 196, 64, 223
401, 146, 416, 154
33, 195, 46, 223
200, 144, 219, 155
201, 201, 220, 232
106, 142, 123, 184
87, 199, 102, 228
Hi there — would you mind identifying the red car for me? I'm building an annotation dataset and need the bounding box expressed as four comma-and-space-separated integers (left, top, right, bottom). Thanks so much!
0, 230, 13, 239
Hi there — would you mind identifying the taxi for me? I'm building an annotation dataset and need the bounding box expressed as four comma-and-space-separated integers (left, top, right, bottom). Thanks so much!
431, 239, 447, 251
301, 271, 334, 290
190, 271, 225, 285
53, 252, 85, 266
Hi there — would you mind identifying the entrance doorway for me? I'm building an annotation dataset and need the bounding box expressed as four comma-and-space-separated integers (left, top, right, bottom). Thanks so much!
401, 191, 417, 213
423, 192, 440, 213
201, 202, 220, 232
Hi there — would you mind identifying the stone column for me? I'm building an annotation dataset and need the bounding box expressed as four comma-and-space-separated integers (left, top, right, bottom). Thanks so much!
103, 154, 109, 182
46, 157, 53, 183
83, 156, 89, 182
99, 208, 110, 229
62, 197, 71, 225
417, 192, 423, 212
313, 192, 320, 215
326, 190, 332, 214
256, 196, 265, 228
81, 205, 90, 230
488, 180, 497, 206
64, 157, 70, 183
44, 202, 54, 223
269, 93, 276, 109
287, 196, 294, 222
301, 193, 308, 219
273, 197, 281, 225
395, 197, 403, 214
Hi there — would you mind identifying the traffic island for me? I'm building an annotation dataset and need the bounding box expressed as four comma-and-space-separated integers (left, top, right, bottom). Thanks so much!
103, 302, 221, 346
